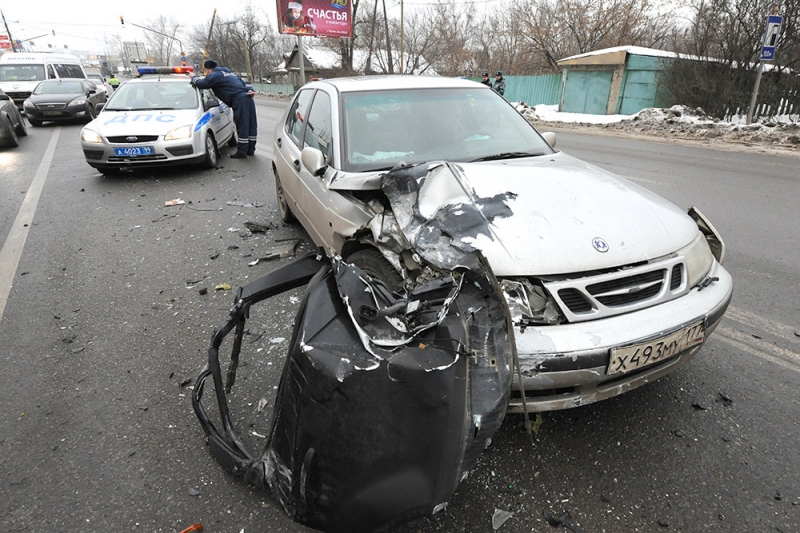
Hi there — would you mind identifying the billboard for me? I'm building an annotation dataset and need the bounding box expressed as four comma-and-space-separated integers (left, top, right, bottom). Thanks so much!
277, 0, 352, 38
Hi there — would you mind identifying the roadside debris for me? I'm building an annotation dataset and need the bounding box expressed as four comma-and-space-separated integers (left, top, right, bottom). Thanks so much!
243, 221, 277, 233
214, 283, 232, 291
247, 239, 301, 266
492, 509, 514, 530
164, 198, 185, 206
226, 200, 264, 208
544, 510, 583, 532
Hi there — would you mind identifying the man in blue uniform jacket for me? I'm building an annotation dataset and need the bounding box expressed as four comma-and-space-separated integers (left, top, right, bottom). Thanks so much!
192, 59, 257, 158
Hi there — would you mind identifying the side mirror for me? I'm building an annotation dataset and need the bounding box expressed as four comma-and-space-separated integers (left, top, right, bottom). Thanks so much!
96, 103, 105, 112
542, 131, 557, 148
301, 146, 327, 177
0, 93, 9, 101
203, 97, 220, 111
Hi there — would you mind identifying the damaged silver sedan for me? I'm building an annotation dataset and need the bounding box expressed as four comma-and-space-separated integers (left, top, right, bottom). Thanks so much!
271, 75, 733, 413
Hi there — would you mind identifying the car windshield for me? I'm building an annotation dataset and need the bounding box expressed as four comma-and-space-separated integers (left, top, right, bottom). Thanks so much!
341, 87, 554, 172
88, 75, 103, 83
104, 80, 197, 111
34, 81, 84, 94
0, 64, 46, 82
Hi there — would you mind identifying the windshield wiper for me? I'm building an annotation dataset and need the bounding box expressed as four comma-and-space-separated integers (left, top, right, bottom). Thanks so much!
470, 151, 538, 162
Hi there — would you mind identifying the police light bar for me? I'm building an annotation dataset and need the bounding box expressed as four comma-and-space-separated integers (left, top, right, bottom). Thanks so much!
137, 66, 195, 75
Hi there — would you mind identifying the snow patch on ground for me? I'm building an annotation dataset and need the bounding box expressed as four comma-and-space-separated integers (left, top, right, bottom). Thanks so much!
517, 103, 800, 152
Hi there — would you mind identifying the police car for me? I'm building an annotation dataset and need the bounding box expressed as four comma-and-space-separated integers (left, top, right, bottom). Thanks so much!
80, 66, 236, 175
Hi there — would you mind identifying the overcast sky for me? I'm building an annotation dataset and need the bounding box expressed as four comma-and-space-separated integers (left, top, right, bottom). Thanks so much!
1, 0, 476, 56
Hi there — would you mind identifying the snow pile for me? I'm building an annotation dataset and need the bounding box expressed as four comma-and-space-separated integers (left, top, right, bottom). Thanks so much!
517, 103, 800, 150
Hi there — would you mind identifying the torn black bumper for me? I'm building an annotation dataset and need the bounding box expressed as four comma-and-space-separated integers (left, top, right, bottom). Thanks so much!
192, 252, 514, 532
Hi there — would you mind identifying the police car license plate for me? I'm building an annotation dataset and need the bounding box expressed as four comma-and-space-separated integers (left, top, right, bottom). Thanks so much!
607, 321, 705, 375
114, 146, 154, 157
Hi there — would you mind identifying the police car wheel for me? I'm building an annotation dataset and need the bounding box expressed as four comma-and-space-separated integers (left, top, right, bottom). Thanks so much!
227, 124, 238, 147
203, 134, 218, 168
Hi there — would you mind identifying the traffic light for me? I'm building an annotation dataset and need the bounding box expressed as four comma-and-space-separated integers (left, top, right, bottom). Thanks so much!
120, 16, 124, 25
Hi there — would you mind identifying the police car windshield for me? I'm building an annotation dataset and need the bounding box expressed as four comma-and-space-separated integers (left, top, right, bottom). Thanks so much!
105, 81, 198, 111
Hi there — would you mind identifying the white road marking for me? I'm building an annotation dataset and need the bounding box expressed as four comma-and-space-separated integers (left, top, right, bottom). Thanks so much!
0, 127, 60, 323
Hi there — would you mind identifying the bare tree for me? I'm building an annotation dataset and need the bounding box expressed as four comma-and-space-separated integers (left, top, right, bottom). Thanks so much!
513, 0, 679, 71
142, 15, 184, 65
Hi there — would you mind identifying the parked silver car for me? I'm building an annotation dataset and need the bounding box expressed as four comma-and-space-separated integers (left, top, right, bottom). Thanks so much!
272, 75, 733, 413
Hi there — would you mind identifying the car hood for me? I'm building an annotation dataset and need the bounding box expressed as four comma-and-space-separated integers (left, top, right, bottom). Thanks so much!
29, 93, 84, 105
377, 153, 699, 277
86, 110, 199, 136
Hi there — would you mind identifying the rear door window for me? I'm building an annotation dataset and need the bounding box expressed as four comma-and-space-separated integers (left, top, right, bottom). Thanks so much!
285, 89, 314, 146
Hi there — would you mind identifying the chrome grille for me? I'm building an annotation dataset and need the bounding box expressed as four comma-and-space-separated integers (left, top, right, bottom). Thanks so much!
107, 135, 159, 143
543, 255, 688, 323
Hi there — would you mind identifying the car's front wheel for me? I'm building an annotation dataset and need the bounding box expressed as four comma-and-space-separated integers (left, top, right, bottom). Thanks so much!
347, 248, 404, 292
227, 123, 238, 147
274, 169, 295, 223
85, 105, 96, 122
202, 133, 218, 168
2, 116, 19, 147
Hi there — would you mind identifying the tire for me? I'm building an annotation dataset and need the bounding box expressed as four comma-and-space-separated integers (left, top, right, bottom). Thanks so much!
227, 123, 238, 147
85, 105, 96, 122
274, 170, 295, 223
15, 115, 27, 137
202, 133, 218, 168
347, 248, 404, 291
28, 118, 43, 127
3, 116, 19, 147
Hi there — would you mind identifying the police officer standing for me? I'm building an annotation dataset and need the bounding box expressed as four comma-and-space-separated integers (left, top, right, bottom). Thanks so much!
108, 75, 120, 92
480, 72, 493, 88
191, 59, 258, 158
493, 71, 506, 97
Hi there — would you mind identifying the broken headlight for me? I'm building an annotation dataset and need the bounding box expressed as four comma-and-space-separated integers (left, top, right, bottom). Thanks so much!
679, 232, 715, 289
500, 278, 561, 325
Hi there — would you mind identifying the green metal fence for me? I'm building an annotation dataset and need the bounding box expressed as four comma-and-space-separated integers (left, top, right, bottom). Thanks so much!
467, 74, 563, 105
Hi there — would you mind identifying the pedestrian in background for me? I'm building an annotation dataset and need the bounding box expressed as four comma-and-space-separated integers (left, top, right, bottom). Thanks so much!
108, 75, 120, 92
191, 59, 258, 158
480, 72, 493, 88
493, 71, 506, 97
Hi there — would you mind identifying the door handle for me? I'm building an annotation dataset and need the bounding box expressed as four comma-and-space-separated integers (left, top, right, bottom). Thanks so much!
293, 159, 301, 172
276, 138, 282, 147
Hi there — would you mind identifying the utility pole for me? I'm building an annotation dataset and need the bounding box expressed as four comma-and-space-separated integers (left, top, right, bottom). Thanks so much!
1, 10, 16, 52
203, 9, 217, 72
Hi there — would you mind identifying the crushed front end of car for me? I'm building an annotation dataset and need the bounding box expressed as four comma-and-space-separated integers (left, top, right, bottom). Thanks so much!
193, 168, 516, 531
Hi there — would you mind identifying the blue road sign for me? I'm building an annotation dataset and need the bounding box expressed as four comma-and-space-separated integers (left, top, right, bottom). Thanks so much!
760, 15, 782, 60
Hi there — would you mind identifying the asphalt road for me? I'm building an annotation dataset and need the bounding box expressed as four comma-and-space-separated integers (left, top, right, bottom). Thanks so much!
0, 101, 798, 533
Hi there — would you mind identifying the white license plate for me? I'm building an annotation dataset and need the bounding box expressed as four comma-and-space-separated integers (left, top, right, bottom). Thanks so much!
608, 321, 705, 375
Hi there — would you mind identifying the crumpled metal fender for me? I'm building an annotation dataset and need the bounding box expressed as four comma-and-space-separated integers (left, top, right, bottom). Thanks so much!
193, 249, 514, 532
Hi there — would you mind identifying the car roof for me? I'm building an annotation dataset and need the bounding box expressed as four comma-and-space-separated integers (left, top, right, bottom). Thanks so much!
308, 75, 487, 93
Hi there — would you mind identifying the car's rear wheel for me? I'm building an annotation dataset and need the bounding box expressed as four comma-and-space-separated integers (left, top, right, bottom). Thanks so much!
15, 115, 27, 136
203, 133, 218, 168
347, 248, 404, 292
274, 170, 295, 223
3, 116, 19, 147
